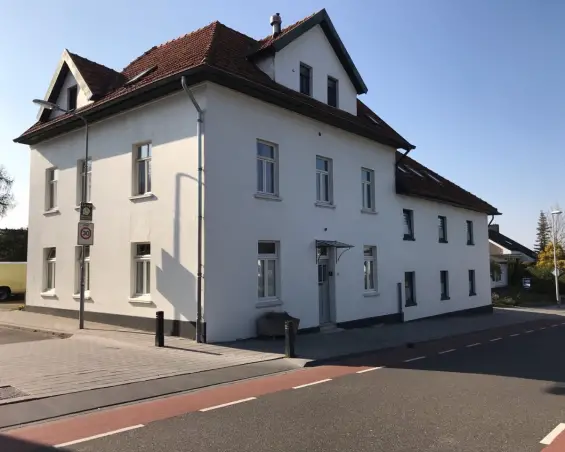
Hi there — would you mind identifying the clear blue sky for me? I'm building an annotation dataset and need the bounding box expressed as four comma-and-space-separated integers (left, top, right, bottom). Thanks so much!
1, 0, 563, 247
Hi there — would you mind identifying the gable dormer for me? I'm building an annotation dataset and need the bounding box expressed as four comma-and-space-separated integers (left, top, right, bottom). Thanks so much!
252, 10, 367, 116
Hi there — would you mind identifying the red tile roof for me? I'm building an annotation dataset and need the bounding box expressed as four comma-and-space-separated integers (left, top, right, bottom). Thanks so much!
16, 12, 499, 215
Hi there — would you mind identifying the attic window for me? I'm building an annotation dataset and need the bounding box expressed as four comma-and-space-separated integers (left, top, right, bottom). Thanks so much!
299, 63, 312, 96
405, 166, 424, 178
125, 66, 157, 87
425, 171, 442, 184
67, 85, 78, 111
367, 115, 381, 126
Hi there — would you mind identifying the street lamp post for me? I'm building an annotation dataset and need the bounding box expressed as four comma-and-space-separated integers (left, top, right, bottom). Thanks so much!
551, 210, 563, 307
33, 99, 89, 328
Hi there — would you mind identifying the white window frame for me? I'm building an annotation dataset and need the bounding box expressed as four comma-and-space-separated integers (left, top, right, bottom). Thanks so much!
133, 243, 151, 296
299, 62, 312, 96
67, 85, 78, 111
46, 168, 58, 210
77, 158, 92, 204
467, 220, 474, 245
363, 246, 377, 292
469, 269, 476, 296
75, 246, 90, 295
403, 209, 414, 240
256, 140, 278, 196
440, 270, 450, 300
134, 143, 152, 195
405, 271, 416, 306
316, 156, 333, 205
258, 241, 279, 300
361, 168, 375, 211
438, 216, 447, 243
44, 247, 56, 292
327, 76, 339, 107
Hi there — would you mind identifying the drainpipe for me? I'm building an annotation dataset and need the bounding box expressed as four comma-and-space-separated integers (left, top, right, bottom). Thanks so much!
181, 76, 204, 343
395, 149, 412, 167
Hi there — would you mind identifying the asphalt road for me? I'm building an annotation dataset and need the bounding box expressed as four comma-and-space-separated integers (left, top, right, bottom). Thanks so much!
59, 323, 565, 452
0, 326, 55, 345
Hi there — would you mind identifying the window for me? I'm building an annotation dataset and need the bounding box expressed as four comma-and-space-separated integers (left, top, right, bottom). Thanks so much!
440, 270, 450, 300
363, 246, 377, 292
134, 143, 152, 195
258, 241, 278, 299
44, 248, 56, 291
257, 141, 278, 195
327, 76, 338, 107
405, 272, 416, 306
469, 270, 476, 296
299, 63, 312, 96
403, 209, 414, 240
77, 158, 92, 203
316, 156, 332, 204
466, 221, 474, 245
67, 85, 78, 111
491, 267, 502, 282
134, 243, 151, 296
75, 246, 90, 294
46, 168, 58, 210
361, 168, 374, 211
438, 216, 447, 243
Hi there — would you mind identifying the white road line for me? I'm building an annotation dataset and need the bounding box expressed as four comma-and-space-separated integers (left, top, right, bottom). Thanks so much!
540, 423, 565, 445
525, 330, 534, 334
199, 397, 257, 412
510, 333, 520, 337
561, 322, 565, 325
540, 327, 547, 330
438, 349, 456, 355
466, 343, 481, 348
356, 366, 384, 374
552, 324, 559, 327
293, 379, 332, 389
55, 425, 144, 448
404, 356, 426, 363
489, 337, 502, 342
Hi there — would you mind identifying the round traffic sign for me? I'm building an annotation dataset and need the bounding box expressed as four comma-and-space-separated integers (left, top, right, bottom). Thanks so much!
80, 226, 92, 240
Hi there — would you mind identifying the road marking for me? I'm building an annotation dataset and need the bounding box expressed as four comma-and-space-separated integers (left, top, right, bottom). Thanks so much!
561, 322, 565, 325
466, 343, 481, 348
404, 356, 426, 362
489, 337, 502, 342
540, 423, 565, 445
356, 366, 384, 374
293, 379, 332, 389
540, 327, 547, 330
438, 349, 456, 355
55, 425, 144, 448
552, 324, 559, 327
200, 397, 256, 412
525, 330, 534, 334
510, 333, 520, 337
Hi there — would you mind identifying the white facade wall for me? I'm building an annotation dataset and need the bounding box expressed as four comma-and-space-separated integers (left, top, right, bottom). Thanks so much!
27, 89, 205, 324
203, 84, 491, 342
267, 25, 358, 115
50, 71, 91, 118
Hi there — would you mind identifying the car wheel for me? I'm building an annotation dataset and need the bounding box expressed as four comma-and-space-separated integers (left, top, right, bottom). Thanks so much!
0, 287, 11, 301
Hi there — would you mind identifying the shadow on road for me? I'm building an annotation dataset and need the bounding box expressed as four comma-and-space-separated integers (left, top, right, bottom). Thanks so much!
0, 433, 68, 451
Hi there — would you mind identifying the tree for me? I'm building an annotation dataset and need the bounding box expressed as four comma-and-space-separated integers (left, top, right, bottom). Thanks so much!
0, 166, 14, 219
536, 242, 565, 271
0, 228, 27, 262
534, 211, 551, 255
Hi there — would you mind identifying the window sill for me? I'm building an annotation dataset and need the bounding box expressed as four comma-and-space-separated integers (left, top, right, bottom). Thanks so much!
129, 193, 156, 202
403, 236, 415, 241
254, 193, 282, 202
363, 291, 380, 298
72, 292, 92, 300
361, 208, 377, 215
40, 291, 57, 298
43, 208, 60, 216
315, 201, 336, 209
441, 296, 451, 301
256, 299, 283, 309
128, 295, 153, 305
405, 302, 417, 308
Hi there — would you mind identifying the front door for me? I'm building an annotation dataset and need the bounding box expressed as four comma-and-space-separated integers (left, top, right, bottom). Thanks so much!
318, 259, 331, 324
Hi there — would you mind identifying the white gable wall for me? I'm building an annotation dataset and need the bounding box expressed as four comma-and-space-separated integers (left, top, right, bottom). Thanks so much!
272, 25, 358, 115
50, 71, 91, 118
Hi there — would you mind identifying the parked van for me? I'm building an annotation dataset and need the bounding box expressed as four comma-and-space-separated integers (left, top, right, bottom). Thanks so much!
0, 262, 26, 300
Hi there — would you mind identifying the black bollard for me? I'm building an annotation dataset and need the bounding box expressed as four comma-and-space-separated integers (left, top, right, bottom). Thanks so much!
155, 311, 164, 347
284, 320, 296, 358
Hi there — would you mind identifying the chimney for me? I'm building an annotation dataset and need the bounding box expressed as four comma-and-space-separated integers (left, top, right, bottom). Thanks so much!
270, 13, 282, 37
489, 224, 499, 233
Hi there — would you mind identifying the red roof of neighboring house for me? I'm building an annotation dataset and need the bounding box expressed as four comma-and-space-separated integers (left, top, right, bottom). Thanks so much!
15, 10, 499, 215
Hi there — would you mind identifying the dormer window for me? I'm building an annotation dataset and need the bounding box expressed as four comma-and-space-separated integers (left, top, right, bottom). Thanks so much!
67, 85, 78, 111
327, 76, 338, 107
299, 63, 312, 96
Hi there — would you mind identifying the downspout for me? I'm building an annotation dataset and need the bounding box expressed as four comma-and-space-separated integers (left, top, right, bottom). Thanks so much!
488, 215, 495, 226
395, 148, 412, 167
181, 76, 205, 343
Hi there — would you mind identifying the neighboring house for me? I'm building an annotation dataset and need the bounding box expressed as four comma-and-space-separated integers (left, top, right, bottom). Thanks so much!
488, 224, 535, 288
14, 10, 500, 342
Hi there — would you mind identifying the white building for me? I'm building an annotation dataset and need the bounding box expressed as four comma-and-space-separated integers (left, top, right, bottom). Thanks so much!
15, 10, 500, 342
